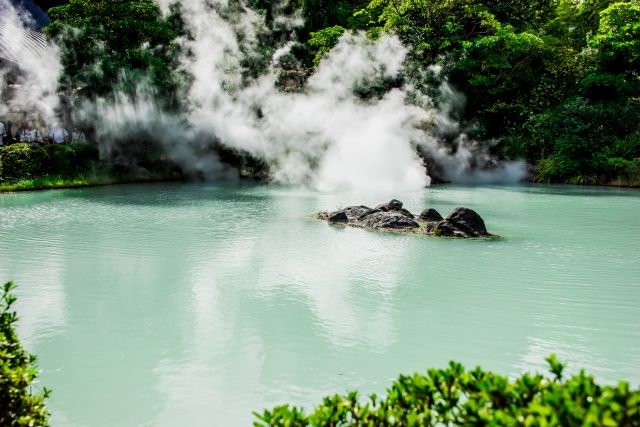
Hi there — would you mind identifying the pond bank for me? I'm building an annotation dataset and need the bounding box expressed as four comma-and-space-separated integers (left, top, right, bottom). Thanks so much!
0, 173, 182, 193
2, 174, 639, 193
0, 142, 184, 193
1, 141, 638, 193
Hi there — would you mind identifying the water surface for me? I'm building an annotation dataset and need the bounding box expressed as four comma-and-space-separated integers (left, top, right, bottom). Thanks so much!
0, 183, 639, 426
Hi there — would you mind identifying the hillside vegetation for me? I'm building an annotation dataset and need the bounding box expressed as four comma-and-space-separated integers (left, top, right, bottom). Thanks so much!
43, 0, 640, 185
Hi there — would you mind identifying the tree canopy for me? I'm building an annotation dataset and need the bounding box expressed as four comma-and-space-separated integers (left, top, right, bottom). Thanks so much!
44, 0, 184, 106
41, 0, 640, 184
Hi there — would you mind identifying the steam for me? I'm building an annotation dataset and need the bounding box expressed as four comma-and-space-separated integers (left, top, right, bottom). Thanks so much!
0, 0, 60, 124
227, 33, 431, 192
1, 0, 527, 191
417, 70, 528, 184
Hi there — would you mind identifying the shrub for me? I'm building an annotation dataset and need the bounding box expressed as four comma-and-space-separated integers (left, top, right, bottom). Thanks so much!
43, 143, 99, 176
0, 282, 50, 427
535, 155, 579, 183
255, 356, 640, 426
0, 144, 49, 181
0, 143, 99, 182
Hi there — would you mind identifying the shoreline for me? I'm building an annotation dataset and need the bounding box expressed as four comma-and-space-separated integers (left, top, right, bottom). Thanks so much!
1, 174, 639, 194
0, 174, 184, 193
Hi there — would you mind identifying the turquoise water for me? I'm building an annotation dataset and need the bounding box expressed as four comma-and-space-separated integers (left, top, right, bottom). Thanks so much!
0, 183, 639, 426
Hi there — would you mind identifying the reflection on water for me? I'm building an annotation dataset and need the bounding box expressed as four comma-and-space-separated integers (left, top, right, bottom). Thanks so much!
0, 182, 639, 426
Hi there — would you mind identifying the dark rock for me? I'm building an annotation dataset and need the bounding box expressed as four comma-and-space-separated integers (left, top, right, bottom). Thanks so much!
319, 201, 493, 238
430, 220, 461, 237
375, 199, 403, 212
388, 199, 403, 210
399, 208, 415, 219
340, 206, 373, 221
358, 208, 382, 219
419, 208, 443, 222
446, 207, 488, 237
359, 211, 419, 229
332, 206, 373, 221
325, 206, 372, 222
328, 211, 348, 223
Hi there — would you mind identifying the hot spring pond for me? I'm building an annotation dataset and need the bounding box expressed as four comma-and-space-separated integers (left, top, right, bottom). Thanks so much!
0, 182, 639, 426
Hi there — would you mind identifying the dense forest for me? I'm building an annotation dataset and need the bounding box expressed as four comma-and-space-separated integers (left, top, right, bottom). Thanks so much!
39, 0, 640, 185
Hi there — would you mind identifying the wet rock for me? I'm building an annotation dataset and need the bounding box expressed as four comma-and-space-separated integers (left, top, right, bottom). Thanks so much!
358, 208, 382, 220
340, 206, 373, 221
399, 208, 415, 219
360, 211, 419, 229
430, 220, 463, 237
328, 211, 348, 223
375, 199, 403, 212
446, 207, 488, 237
373, 199, 414, 218
388, 199, 403, 210
419, 208, 443, 222
318, 200, 493, 238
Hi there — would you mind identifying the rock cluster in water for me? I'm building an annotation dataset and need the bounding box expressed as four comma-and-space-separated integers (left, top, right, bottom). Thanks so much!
318, 199, 492, 238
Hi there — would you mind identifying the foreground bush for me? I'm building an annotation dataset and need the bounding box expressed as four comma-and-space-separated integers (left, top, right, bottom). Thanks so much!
255, 356, 640, 426
0, 282, 50, 426
0, 143, 99, 182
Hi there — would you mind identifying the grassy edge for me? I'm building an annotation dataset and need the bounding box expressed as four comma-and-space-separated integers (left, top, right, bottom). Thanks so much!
0, 173, 182, 193
2, 174, 638, 193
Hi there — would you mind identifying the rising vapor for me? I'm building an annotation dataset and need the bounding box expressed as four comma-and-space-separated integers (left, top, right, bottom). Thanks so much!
0, 0, 527, 192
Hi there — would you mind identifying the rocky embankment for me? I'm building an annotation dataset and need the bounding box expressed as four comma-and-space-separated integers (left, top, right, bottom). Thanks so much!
318, 199, 493, 238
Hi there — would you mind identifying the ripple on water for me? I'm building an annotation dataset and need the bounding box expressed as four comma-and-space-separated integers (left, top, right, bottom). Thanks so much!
0, 183, 638, 427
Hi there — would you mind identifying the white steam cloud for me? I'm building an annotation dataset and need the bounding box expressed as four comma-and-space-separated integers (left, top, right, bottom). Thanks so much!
1, 0, 527, 192
0, 0, 61, 124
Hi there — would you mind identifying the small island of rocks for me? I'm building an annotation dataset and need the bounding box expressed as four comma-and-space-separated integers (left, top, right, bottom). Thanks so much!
318, 199, 494, 238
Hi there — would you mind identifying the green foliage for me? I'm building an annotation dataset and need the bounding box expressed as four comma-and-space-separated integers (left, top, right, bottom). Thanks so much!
0, 282, 50, 426
521, 96, 640, 182
481, 0, 555, 31
550, 0, 618, 48
454, 26, 549, 136
0, 143, 99, 182
255, 356, 640, 426
594, 2, 640, 67
0, 144, 49, 182
0, 175, 93, 192
350, 0, 640, 184
308, 26, 346, 67
36, 0, 640, 185
584, 1, 640, 98
45, 0, 184, 105
302, 0, 370, 35
366, 0, 499, 64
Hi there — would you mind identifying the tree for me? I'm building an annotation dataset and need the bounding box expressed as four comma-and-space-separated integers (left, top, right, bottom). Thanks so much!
482, 0, 555, 32
308, 25, 346, 67
584, 1, 640, 98
44, 0, 183, 106
366, 0, 499, 64
454, 26, 549, 137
